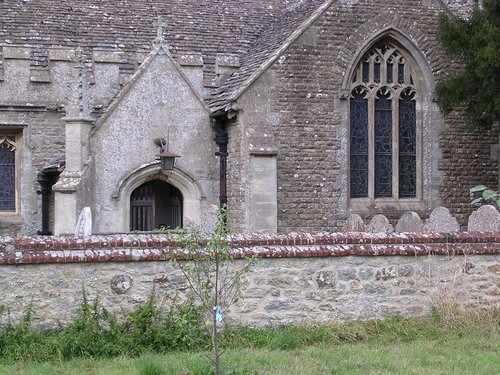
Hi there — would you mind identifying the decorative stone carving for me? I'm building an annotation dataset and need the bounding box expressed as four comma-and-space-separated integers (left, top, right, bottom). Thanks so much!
423, 207, 460, 233
395, 211, 423, 233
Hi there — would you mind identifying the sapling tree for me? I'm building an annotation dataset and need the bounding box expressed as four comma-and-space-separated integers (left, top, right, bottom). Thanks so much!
172, 206, 256, 375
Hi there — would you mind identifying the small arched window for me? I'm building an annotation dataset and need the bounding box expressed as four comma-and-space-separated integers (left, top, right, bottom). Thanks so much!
349, 41, 418, 200
0, 135, 16, 212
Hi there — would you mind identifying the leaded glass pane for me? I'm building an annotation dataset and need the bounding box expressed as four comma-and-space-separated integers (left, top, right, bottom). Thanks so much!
349, 40, 419, 202
386, 62, 393, 83
399, 91, 416, 198
374, 62, 381, 83
362, 62, 369, 83
398, 63, 404, 84
374, 92, 392, 198
0, 143, 15, 211
350, 90, 368, 198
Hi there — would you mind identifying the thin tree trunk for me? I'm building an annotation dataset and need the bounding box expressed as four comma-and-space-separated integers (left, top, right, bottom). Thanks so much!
212, 248, 221, 375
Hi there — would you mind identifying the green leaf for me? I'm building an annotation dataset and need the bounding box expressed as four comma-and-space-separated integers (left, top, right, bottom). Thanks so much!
482, 189, 497, 201
496, 197, 500, 207
470, 185, 488, 193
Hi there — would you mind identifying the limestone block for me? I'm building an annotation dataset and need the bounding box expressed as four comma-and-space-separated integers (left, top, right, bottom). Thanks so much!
203, 72, 218, 87
178, 54, 203, 67
2, 46, 30, 59
215, 54, 240, 68
423, 206, 460, 233
93, 48, 122, 63
367, 214, 394, 233
468, 205, 500, 231
30, 68, 51, 83
49, 48, 75, 61
396, 211, 423, 233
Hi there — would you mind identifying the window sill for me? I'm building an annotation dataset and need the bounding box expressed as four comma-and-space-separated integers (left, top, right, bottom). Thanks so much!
349, 199, 427, 214
0, 214, 22, 224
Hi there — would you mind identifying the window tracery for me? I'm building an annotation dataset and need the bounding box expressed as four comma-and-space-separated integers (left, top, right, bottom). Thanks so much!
0, 135, 16, 212
349, 41, 418, 200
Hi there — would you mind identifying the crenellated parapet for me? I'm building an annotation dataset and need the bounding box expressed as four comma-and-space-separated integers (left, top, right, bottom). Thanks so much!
0, 45, 229, 106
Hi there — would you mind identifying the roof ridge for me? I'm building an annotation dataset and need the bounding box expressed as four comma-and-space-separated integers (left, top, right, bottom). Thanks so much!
206, 0, 334, 114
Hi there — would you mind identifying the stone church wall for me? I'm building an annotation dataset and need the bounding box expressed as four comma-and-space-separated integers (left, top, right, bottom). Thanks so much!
438, 110, 498, 226
0, 230, 498, 328
90, 53, 219, 233
264, 0, 498, 232
0, 47, 132, 236
0, 45, 220, 235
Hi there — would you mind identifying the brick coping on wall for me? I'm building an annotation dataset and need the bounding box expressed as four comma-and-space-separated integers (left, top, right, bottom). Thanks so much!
0, 232, 499, 265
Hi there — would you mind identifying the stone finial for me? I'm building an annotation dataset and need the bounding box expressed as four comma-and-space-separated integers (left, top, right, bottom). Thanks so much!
395, 211, 423, 233
468, 205, 500, 231
367, 214, 394, 233
66, 47, 90, 119
423, 207, 460, 233
75, 207, 92, 236
153, 15, 167, 47
343, 214, 365, 232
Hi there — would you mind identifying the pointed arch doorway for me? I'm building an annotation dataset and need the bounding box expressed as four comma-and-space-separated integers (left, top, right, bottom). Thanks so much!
130, 179, 183, 231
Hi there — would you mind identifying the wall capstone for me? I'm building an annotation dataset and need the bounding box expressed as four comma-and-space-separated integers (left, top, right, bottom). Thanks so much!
0, 231, 498, 327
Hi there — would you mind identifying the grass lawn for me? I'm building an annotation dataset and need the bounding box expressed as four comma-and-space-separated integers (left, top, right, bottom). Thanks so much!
0, 329, 498, 375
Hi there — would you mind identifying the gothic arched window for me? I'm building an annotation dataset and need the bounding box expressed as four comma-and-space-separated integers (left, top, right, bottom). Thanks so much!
349, 41, 418, 200
0, 135, 16, 212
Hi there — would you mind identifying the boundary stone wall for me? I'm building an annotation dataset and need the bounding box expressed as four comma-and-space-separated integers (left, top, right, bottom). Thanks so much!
1, 231, 499, 327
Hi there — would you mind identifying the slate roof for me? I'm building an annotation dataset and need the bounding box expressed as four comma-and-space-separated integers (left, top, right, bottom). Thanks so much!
205, 0, 333, 113
0, 0, 305, 64
0, 0, 474, 114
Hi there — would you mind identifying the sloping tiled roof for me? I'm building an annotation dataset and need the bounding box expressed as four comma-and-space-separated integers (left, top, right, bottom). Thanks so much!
206, 0, 333, 113
1, 1, 475, 115
0, 0, 304, 64
1, 0, 334, 111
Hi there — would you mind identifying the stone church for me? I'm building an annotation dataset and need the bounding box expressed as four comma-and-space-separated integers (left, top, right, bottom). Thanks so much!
0, 0, 497, 236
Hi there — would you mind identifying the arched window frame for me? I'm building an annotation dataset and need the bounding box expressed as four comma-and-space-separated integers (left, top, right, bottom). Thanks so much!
347, 40, 423, 204
0, 133, 18, 214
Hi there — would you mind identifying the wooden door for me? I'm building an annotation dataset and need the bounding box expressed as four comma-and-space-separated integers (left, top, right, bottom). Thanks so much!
130, 180, 183, 231
130, 183, 154, 231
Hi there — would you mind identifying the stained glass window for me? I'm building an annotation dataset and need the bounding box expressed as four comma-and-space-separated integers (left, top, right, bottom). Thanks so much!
398, 62, 405, 84
362, 62, 369, 83
399, 90, 417, 198
350, 90, 368, 198
374, 91, 392, 198
349, 41, 417, 200
374, 61, 381, 83
0, 136, 16, 211
386, 62, 393, 83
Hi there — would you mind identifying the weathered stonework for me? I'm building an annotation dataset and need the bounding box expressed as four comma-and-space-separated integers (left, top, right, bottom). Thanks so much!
1, 1, 496, 236
0, 231, 498, 327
